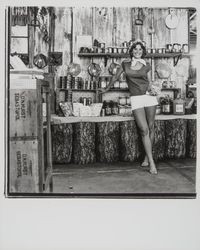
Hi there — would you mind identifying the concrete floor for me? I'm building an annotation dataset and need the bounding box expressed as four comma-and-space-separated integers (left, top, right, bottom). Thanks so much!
52, 158, 196, 196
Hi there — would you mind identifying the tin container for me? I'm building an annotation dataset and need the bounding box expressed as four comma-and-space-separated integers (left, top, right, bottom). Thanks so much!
83, 97, 87, 106
119, 97, 127, 105
113, 47, 118, 53
100, 43, 105, 49
151, 48, 156, 53
182, 44, 189, 53
108, 47, 113, 53
162, 48, 166, 54
166, 44, 173, 52
118, 48, 122, 53
122, 41, 128, 47
147, 48, 151, 54
126, 97, 131, 105
114, 81, 120, 89
123, 48, 128, 54
157, 48, 163, 54
173, 43, 181, 52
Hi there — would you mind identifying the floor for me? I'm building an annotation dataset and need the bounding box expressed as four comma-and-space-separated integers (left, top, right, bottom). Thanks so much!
52, 158, 196, 196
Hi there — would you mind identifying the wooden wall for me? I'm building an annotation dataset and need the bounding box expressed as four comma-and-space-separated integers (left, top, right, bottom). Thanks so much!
33, 7, 189, 95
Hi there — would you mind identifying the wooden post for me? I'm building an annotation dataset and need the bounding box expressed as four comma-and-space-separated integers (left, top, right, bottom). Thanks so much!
96, 122, 120, 163
73, 122, 96, 164
51, 123, 73, 164
165, 119, 187, 158
152, 120, 165, 161
186, 119, 196, 158
119, 120, 142, 162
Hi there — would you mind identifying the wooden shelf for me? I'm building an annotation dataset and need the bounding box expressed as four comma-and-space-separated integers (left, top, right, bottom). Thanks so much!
57, 88, 96, 92
78, 52, 186, 66
78, 52, 182, 58
108, 88, 129, 91
161, 88, 180, 91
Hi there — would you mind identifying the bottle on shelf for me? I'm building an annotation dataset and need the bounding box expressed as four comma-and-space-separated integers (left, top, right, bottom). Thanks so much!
173, 93, 185, 115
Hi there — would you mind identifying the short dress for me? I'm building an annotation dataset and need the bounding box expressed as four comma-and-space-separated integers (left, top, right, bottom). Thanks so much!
122, 60, 158, 110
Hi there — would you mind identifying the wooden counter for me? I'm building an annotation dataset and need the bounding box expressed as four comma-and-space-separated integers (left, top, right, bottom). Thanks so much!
51, 114, 196, 165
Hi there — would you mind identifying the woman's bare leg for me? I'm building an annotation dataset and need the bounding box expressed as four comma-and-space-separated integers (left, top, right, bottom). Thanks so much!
132, 108, 157, 174
141, 105, 157, 166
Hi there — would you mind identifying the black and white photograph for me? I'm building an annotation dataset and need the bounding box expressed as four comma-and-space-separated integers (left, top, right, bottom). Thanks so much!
1, 1, 200, 250
5, 4, 198, 197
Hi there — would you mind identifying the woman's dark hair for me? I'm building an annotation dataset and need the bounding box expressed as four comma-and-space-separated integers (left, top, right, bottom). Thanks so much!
129, 41, 146, 59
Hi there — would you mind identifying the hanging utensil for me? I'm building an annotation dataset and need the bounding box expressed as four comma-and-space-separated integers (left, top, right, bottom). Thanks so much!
135, 8, 143, 25
108, 59, 121, 75
33, 53, 47, 69
68, 63, 81, 76
88, 63, 101, 77
165, 9, 179, 29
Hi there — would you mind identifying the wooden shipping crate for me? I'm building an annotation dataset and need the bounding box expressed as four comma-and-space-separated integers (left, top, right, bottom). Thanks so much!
9, 79, 42, 137
9, 139, 43, 193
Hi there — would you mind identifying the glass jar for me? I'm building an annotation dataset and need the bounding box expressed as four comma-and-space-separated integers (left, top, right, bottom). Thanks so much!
112, 102, 119, 115
119, 97, 127, 105
100, 77, 107, 89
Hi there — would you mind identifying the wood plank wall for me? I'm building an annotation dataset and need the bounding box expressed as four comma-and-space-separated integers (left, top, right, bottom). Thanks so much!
34, 7, 189, 95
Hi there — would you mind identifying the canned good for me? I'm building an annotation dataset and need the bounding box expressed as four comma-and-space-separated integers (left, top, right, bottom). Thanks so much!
119, 97, 127, 105
151, 48, 156, 53
122, 41, 128, 47
123, 48, 128, 54
126, 97, 131, 105
100, 43, 105, 49
182, 44, 189, 53
162, 48, 166, 54
108, 47, 113, 53
166, 44, 173, 52
157, 48, 162, 54
113, 47, 118, 53
120, 81, 128, 89
114, 81, 120, 89
83, 97, 87, 106
147, 48, 151, 54
173, 43, 181, 52
118, 48, 123, 54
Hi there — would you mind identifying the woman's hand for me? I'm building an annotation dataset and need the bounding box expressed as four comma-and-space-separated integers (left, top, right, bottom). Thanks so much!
147, 85, 161, 96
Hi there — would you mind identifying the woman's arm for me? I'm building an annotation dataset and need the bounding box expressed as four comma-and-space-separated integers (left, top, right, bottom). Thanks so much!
147, 70, 152, 90
100, 66, 124, 93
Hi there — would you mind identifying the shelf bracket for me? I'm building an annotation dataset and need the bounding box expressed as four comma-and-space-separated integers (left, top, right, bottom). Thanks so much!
173, 54, 182, 66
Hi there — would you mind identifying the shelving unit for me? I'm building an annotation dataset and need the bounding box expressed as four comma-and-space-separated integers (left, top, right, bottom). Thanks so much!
78, 52, 185, 66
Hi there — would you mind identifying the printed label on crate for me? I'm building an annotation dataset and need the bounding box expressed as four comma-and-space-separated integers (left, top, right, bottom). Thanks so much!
16, 151, 33, 177
14, 91, 27, 120
9, 140, 40, 193
10, 89, 38, 137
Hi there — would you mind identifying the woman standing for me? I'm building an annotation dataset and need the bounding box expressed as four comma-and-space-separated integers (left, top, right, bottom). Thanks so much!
100, 41, 158, 174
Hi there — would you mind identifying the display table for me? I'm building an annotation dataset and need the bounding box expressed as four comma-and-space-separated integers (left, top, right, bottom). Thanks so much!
51, 114, 196, 165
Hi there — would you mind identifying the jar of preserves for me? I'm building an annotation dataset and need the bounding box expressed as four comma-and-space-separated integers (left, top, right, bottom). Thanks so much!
100, 77, 107, 89
119, 97, 127, 105
112, 102, 119, 115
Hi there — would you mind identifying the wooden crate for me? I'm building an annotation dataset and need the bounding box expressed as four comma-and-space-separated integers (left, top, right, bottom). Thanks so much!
9, 79, 42, 137
8, 79, 53, 194
9, 139, 43, 193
